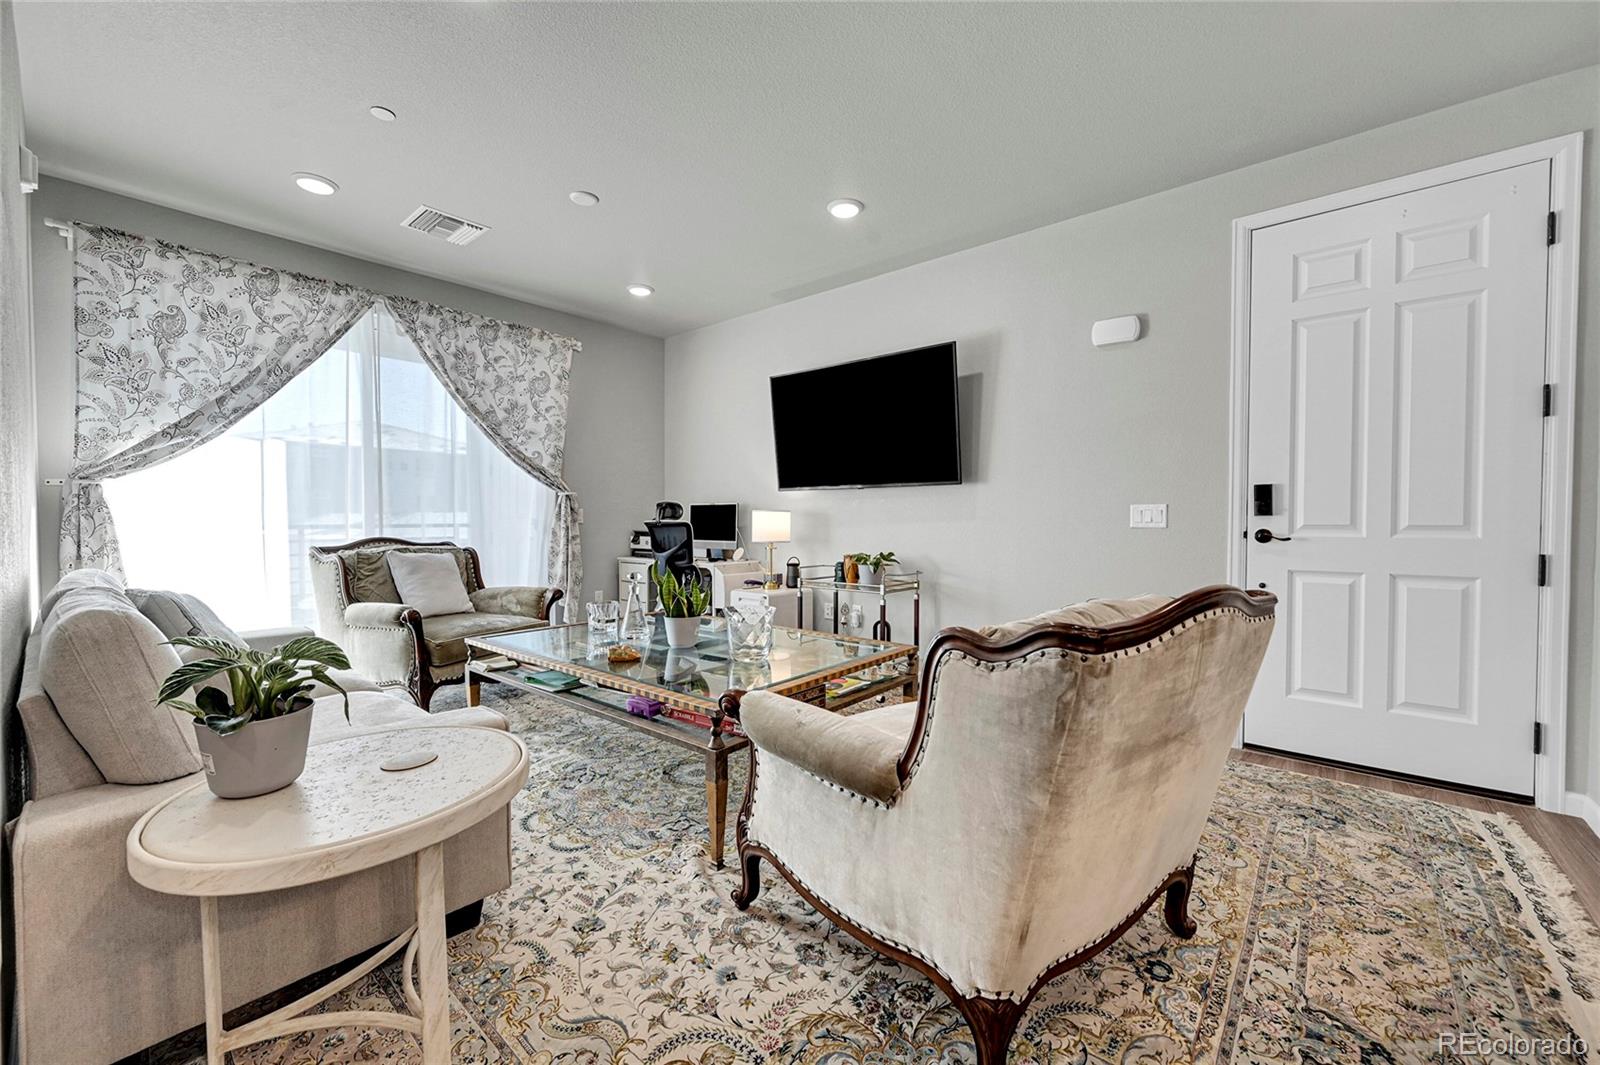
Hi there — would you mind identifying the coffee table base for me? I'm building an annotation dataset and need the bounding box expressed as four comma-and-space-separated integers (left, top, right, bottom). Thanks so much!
198, 844, 451, 1064
467, 665, 752, 868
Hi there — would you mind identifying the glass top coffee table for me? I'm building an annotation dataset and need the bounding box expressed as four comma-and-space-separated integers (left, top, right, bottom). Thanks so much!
465, 621, 917, 866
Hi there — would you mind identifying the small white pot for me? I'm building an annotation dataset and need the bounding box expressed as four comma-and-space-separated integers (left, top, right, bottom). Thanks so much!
858, 564, 882, 587
193, 707, 313, 799
664, 615, 702, 649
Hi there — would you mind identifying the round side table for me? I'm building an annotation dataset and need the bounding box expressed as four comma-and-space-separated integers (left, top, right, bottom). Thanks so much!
127, 724, 529, 1065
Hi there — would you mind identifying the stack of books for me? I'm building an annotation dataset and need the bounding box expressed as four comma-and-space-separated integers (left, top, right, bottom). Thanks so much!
825, 676, 871, 699
521, 669, 582, 693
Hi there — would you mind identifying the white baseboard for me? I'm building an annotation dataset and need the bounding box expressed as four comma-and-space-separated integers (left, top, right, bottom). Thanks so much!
1564, 791, 1600, 838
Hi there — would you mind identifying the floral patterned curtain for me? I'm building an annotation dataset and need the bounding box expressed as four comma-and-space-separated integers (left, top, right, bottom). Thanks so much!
63, 224, 375, 577
384, 295, 583, 595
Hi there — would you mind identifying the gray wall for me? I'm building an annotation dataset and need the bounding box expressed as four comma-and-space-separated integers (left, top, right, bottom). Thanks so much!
664, 66, 1600, 808
31, 179, 665, 605
0, 0, 30, 1052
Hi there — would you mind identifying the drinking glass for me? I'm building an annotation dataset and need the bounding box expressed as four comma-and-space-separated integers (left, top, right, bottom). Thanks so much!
727, 601, 776, 663
587, 598, 620, 635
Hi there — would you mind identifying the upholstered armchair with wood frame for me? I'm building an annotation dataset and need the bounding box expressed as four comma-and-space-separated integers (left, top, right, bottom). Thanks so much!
309, 536, 564, 709
728, 585, 1276, 1064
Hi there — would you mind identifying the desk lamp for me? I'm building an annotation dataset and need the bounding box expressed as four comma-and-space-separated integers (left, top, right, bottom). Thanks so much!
750, 510, 791, 579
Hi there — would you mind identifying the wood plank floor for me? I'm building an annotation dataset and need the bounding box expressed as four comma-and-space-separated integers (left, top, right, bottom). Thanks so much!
1233, 747, 1600, 924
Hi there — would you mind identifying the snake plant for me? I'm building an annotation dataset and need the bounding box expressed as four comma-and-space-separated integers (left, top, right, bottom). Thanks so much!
653, 567, 710, 619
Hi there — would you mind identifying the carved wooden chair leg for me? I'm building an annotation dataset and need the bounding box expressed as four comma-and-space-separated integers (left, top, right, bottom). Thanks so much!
954, 995, 1027, 1065
731, 851, 762, 910
1163, 859, 1198, 939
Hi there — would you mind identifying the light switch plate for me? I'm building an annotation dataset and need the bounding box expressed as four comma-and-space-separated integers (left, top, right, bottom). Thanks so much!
1130, 503, 1168, 529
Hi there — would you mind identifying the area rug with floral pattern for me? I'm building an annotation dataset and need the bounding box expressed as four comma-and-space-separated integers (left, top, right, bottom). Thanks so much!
158, 687, 1600, 1064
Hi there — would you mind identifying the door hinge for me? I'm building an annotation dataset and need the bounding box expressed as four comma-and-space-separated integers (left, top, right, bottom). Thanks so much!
1548, 211, 1557, 246
1534, 722, 1543, 755
1543, 383, 1554, 416
1538, 554, 1550, 586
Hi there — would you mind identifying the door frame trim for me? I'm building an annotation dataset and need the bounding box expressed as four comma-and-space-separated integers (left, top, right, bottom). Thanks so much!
1226, 132, 1584, 813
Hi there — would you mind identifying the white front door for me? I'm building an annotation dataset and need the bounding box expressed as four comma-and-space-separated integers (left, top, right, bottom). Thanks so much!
1243, 159, 1551, 796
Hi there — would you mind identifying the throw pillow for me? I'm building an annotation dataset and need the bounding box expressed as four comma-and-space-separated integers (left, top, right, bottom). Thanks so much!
127, 588, 246, 647
387, 551, 475, 617
39, 583, 202, 785
345, 549, 403, 603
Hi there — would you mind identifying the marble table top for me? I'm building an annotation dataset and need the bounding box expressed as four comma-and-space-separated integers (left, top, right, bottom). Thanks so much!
128, 725, 528, 897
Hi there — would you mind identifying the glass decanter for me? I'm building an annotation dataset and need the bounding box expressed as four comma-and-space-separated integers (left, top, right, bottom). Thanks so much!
619, 574, 651, 643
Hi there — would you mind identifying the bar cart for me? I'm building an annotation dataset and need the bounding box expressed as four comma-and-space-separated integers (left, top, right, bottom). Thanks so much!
795, 564, 923, 644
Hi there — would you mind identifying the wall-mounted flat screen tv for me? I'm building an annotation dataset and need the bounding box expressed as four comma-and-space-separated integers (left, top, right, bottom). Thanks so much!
770, 342, 961, 490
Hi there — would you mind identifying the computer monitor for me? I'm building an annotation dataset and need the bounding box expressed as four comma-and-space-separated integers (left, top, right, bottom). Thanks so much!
689, 503, 738, 554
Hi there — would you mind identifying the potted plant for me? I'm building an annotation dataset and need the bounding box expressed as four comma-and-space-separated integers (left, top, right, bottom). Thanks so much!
850, 551, 898, 587
654, 567, 710, 648
157, 635, 352, 799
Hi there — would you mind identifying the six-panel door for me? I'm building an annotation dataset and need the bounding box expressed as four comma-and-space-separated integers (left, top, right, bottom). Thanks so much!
1243, 160, 1550, 797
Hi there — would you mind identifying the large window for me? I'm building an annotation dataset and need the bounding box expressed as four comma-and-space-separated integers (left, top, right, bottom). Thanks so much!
105, 305, 556, 629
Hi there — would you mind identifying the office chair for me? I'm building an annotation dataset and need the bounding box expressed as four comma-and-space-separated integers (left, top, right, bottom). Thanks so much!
646, 520, 700, 590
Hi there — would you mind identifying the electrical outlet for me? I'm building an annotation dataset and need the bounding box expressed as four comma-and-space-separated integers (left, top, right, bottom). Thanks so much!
823, 602, 834, 621
850, 604, 864, 627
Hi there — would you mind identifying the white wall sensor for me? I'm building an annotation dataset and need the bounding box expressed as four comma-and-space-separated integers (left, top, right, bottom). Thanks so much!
1091, 315, 1142, 347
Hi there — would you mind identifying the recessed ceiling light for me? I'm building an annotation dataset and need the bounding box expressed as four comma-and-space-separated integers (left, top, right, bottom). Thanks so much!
569, 190, 600, 207
827, 198, 864, 220
369, 105, 396, 122
626, 283, 654, 298
293, 172, 339, 196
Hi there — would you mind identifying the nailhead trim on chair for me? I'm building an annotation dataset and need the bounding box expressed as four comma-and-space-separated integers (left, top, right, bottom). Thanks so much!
791, 767, 898, 809
900, 608, 1269, 785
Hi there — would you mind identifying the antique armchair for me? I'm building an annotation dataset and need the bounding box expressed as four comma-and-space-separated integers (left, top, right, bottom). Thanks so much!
309, 537, 564, 709
728, 585, 1276, 1064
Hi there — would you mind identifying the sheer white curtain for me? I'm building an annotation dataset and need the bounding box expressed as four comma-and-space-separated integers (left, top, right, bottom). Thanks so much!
105, 305, 556, 629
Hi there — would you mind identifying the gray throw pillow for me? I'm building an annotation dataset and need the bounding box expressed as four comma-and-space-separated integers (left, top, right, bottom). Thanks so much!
127, 588, 245, 647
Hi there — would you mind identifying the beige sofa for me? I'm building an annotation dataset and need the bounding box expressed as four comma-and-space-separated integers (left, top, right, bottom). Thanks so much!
308, 536, 563, 709
8, 570, 516, 1064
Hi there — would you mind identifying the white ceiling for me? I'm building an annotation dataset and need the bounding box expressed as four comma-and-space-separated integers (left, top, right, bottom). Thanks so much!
15, 2, 1599, 338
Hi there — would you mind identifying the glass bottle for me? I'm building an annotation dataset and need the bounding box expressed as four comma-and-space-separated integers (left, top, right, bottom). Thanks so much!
619, 573, 651, 643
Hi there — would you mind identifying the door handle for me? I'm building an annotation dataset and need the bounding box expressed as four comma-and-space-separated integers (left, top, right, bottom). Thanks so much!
1253, 528, 1292, 544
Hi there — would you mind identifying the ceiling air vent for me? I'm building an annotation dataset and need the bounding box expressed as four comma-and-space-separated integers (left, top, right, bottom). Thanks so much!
400, 204, 489, 246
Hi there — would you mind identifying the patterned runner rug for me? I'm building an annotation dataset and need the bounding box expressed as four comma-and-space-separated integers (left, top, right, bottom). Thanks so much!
165, 688, 1599, 1064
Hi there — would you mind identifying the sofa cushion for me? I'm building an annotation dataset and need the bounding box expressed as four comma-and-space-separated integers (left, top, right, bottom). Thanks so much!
17, 618, 106, 799
39, 584, 202, 785
127, 588, 245, 647
307, 690, 507, 744
420, 612, 545, 667
341, 546, 471, 604
388, 551, 476, 617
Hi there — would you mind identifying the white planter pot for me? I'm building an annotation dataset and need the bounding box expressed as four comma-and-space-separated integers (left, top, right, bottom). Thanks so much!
193, 707, 313, 799
858, 565, 881, 587
664, 615, 703, 649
